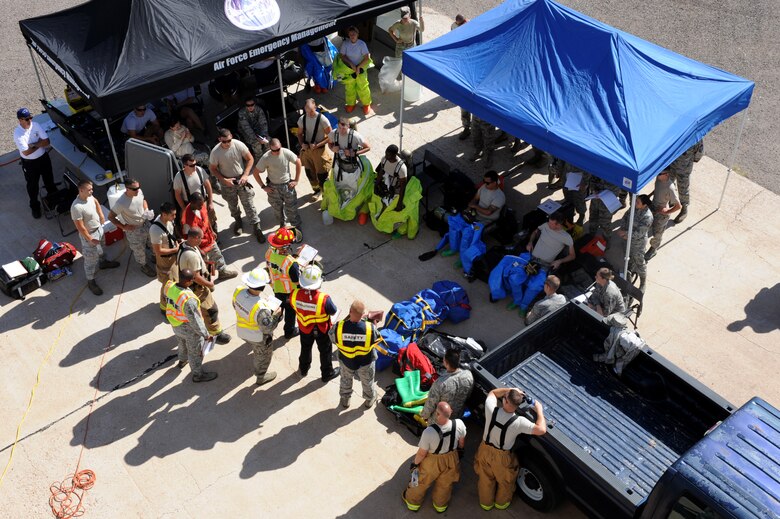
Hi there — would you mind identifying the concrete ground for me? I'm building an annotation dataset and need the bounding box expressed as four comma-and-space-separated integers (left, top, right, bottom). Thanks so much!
1, 10, 779, 519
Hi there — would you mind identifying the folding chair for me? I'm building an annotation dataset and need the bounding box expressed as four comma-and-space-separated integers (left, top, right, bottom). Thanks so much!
412, 149, 451, 212
39, 169, 79, 237
613, 275, 644, 327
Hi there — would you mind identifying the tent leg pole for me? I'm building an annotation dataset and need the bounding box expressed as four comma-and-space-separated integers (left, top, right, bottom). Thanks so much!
717, 107, 749, 211
103, 118, 123, 180
622, 193, 637, 281
29, 46, 46, 100
277, 58, 290, 150
399, 75, 406, 150
418, 0, 424, 45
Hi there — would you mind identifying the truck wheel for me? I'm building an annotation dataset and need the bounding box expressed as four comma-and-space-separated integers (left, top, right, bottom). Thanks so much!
516, 456, 564, 512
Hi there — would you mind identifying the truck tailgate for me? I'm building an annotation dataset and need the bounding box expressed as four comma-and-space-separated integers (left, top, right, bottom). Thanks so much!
500, 344, 698, 501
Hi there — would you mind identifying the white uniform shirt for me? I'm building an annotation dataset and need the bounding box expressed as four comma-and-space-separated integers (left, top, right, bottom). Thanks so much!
482, 394, 535, 449
14, 121, 49, 160
121, 108, 157, 134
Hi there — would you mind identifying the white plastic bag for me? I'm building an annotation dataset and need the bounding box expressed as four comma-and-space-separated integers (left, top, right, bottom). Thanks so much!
378, 57, 403, 94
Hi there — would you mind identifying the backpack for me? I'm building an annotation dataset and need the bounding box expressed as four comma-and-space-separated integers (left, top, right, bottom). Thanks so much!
396, 342, 438, 390
33, 239, 77, 272
384, 289, 448, 341
431, 280, 471, 323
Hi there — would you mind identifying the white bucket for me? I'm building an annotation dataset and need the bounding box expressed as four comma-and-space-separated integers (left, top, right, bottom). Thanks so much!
106, 184, 126, 210
403, 76, 422, 103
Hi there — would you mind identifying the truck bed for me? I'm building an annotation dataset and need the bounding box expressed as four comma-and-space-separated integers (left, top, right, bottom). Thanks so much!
475, 301, 732, 506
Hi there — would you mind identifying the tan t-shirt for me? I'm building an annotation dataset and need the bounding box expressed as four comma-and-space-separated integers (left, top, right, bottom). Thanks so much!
178, 245, 205, 274
149, 216, 175, 247
70, 196, 101, 231
297, 113, 331, 144
172, 167, 208, 202
209, 140, 250, 178
256, 148, 298, 184
112, 192, 146, 226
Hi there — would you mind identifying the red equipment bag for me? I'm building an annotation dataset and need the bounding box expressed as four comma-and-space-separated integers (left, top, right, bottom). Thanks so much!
396, 342, 438, 390
579, 235, 607, 257
33, 239, 77, 272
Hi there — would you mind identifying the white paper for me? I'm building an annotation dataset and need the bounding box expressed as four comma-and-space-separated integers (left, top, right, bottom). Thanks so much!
266, 296, 283, 312
2, 261, 28, 279
564, 172, 583, 191
538, 199, 562, 214
597, 190, 622, 214
202, 336, 216, 356
297, 244, 318, 265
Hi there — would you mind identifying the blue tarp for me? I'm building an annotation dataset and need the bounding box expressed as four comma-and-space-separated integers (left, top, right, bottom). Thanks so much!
403, 0, 754, 193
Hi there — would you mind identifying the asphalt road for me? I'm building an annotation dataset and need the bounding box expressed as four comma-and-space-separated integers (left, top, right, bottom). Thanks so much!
425, 0, 779, 194
3, 0, 778, 194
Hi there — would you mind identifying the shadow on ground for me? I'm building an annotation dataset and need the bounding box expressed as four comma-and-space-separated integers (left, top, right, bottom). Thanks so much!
727, 283, 780, 334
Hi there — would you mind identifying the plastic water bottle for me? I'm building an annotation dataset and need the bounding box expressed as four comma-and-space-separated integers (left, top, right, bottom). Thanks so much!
410, 468, 419, 487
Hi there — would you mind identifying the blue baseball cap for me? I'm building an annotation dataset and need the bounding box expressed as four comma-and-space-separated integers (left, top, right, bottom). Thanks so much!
17, 108, 32, 119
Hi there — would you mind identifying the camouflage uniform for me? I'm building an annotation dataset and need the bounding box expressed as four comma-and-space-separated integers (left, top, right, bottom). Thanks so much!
250, 308, 281, 380
176, 245, 225, 336
649, 178, 680, 250
221, 183, 261, 227
668, 141, 701, 208
168, 284, 208, 377
203, 242, 227, 273
420, 369, 475, 423
267, 182, 302, 228
549, 159, 589, 223
330, 319, 378, 405
588, 280, 626, 316
471, 116, 497, 165
619, 205, 653, 288
237, 106, 269, 161
79, 227, 107, 281
126, 222, 152, 266
233, 288, 282, 381
588, 177, 620, 237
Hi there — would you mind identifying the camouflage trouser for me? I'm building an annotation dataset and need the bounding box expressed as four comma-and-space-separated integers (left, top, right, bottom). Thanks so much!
173, 324, 204, 376
649, 213, 670, 249
395, 41, 415, 58
126, 221, 151, 266
338, 359, 376, 402
250, 336, 274, 378
627, 239, 648, 278
221, 182, 260, 226
156, 254, 176, 310
267, 182, 302, 228
192, 284, 223, 335
588, 198, 613, 237
461, 109, 472, 130
671, 171, 691, 206
473, 119, 497, 159
79, 227, 106, 281
204, 243, 227, 272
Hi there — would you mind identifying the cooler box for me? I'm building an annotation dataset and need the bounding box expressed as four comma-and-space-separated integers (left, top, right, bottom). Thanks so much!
101, 206, 124, 245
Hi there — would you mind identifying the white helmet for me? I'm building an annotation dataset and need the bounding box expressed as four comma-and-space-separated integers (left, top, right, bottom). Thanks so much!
298, 264, 323, 290
243, 267, 270, 289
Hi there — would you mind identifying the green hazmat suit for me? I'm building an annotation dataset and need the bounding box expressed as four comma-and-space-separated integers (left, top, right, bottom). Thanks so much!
333, 55, 373, 107
320, 155, 375, 221
367, 176, 422, 239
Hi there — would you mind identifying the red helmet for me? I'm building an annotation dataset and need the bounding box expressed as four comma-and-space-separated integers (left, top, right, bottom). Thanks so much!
267, 227, 297, 248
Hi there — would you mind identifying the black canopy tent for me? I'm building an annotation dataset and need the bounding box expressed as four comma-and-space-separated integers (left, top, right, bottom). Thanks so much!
19, 0, 410, 116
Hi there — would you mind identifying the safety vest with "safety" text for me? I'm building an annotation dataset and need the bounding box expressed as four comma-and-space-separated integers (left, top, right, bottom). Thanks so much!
335, 320, 374, 358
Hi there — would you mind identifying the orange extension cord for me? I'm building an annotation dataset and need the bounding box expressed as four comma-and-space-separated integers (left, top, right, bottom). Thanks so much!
48, 251, 131, 518
0, 242, 130, 519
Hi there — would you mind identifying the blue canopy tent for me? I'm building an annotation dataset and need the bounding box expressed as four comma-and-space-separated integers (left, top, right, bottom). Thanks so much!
401, 0, 754, 281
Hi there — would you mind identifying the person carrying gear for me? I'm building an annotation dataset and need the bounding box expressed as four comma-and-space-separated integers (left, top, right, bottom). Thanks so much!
329, 299, 380, 408
474, 388, 547, 511
335, 26, 373, 114
402, 401, 466, 513
233, 268, 282, 386
174, 227, 231, 345
290, 264, 340, 382
265, 227, 302, 339
166, 269, 218, 383
296, 98, 334, 193
322, 117, 375, 222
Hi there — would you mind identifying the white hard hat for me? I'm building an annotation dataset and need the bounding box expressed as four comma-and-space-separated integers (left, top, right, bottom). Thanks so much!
298, 264, 323, 290
243, 267, 270, 289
